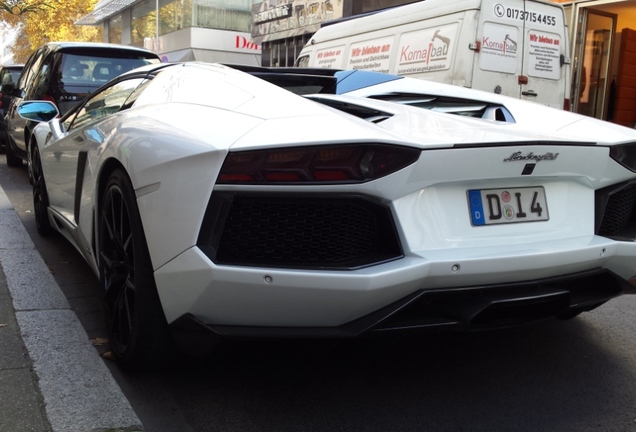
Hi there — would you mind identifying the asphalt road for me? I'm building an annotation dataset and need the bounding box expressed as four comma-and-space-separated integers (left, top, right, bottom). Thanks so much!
2, 152, 636, 432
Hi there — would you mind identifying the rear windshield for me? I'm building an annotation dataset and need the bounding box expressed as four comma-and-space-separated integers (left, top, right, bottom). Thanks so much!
59, 52, 159, 85
1, 68, 22, 85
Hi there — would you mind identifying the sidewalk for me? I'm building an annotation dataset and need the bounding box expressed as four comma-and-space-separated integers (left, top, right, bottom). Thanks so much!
0, 184, 143, 432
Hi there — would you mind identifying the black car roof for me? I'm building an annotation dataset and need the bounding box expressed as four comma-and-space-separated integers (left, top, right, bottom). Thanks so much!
43, 42, 158, 56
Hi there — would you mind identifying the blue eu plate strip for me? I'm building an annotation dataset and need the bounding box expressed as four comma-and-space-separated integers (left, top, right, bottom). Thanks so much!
468, 190, 485, 226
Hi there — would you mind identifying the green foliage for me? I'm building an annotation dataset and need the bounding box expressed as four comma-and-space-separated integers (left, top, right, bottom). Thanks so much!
2, 0, 102, 63
1, 0, 53, 16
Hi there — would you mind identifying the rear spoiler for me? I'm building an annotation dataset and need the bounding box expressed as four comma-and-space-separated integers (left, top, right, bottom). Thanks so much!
224, 64, 341, 95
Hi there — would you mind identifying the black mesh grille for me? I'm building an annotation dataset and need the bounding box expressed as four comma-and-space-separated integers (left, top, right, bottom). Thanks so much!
206, 194, 402, 269
599, 185, 636, 236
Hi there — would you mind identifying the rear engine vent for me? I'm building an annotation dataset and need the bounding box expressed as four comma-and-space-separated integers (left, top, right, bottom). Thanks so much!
199, 194, 403, 270
598, 182, 636, 238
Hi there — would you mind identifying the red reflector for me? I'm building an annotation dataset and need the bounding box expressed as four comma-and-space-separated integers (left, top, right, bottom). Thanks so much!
563, 98, 570, 111
264, 172, 303, 182
42, 94, 58, 110
218, 173, 254, 182
313, 170, 350, 181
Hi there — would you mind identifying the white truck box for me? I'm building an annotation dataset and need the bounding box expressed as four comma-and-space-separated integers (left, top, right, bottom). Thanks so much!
295, 0, 570, 109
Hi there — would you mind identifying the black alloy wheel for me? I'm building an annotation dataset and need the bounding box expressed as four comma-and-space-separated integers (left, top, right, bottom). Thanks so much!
98, 169, 173, 371
32, 145, 53, 236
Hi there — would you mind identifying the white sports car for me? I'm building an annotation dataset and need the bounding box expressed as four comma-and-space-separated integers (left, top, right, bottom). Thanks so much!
19, 62, 636, 370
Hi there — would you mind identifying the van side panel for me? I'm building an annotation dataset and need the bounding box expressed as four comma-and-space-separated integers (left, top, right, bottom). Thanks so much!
314, 45, 347, 69
393, 17, 463, 83
296, 0, 569, 108
298, 0, 482, 76
389, 9, 478, 88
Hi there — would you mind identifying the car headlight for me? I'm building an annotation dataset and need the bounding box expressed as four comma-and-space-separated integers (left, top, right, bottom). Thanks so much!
217, 144, 420, 184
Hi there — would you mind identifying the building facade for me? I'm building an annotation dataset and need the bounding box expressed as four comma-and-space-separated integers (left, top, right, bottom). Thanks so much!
77, 0, 262, 64
0, 29, 18, 65
251, 0, 420, 67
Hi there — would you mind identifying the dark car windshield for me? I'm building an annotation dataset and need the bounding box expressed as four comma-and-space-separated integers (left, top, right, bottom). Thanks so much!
60, 53, 158, 85
1, 68, 22, 85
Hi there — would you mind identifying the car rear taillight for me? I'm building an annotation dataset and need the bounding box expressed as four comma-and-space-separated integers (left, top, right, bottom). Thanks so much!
40, 94, 62, 117
42, 94, 57, 107
218, 144, 420, 184
610, 142, 636, 172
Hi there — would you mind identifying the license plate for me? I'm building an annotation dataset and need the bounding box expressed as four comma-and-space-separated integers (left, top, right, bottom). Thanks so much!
468, 187, 549, 226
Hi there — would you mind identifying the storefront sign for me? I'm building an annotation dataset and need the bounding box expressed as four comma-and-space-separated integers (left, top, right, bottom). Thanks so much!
254, 4, 293, 24
252, 0, 344, 42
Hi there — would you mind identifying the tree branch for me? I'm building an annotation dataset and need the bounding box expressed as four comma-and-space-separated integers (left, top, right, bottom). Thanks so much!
1, 0, 54, 15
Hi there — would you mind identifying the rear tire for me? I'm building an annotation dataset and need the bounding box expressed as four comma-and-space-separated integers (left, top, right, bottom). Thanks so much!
98, 169, 174, 371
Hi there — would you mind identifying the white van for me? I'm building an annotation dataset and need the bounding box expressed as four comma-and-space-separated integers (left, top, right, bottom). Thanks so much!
295, 0, 571, 109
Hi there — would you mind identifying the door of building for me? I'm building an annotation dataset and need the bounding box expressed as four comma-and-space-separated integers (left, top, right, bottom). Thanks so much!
571, 8, 617, 119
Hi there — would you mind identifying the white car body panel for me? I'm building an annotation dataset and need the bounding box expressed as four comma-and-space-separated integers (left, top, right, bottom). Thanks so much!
342, 76, 636, 143
154, 235, 629, 326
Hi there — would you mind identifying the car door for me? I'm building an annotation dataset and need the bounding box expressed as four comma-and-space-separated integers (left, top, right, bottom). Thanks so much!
41, 76, 148, 240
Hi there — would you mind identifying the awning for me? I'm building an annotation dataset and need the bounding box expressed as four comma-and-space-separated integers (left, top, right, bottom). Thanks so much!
162, 48, 262, 66
76, 0, 142, 25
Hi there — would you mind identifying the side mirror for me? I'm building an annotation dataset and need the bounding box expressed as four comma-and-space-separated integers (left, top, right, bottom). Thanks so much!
17, 100, 63, 141
17, 100, 59, 122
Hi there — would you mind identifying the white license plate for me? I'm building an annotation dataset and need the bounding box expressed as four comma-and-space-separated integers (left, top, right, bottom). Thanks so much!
468, 187, 549, 226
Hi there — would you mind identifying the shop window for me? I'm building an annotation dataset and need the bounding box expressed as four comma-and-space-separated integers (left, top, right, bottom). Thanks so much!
108, 15, 122, 44
262, 43, 271, 67
192, 0, 253, 32
132, 0, 195, 45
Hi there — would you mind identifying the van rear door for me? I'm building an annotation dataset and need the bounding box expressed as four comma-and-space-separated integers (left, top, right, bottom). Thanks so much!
474, 0, 568, 109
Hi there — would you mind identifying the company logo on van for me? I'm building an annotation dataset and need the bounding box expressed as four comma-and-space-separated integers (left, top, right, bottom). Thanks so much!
399, 29, 451, 66
482, 34, 518, 55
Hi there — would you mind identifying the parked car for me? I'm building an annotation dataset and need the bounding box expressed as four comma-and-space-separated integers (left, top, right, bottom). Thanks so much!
0, 64, 24, 149
3, 42, 160, 170
18, 62, 636, 371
